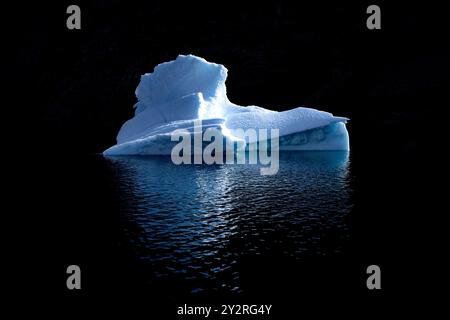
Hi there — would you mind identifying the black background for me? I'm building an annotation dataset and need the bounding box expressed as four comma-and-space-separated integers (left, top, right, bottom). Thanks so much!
7, 0, 447, 317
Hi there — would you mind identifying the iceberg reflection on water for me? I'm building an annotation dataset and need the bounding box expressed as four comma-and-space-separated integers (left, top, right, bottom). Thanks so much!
105, 151, 352, 296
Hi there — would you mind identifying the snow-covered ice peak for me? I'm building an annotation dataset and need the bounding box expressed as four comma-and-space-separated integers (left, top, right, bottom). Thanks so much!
104, 54, 349, 155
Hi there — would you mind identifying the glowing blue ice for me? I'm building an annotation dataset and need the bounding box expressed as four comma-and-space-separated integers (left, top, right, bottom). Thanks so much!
103, 55, 349, 155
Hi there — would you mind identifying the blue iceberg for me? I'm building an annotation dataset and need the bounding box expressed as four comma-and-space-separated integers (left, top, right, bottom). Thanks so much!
103, 55, 349, 155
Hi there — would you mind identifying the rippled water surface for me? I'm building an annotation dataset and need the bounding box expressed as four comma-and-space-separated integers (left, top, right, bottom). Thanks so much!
106, 151, 352, 296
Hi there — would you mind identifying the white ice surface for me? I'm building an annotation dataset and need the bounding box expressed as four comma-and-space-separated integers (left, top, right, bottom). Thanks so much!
104, 54, 349, 155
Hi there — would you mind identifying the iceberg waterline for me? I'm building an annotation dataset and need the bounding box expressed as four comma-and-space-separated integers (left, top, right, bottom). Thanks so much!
103, 55, 349, 155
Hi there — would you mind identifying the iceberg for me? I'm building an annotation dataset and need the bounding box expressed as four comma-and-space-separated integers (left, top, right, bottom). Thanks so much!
103, 55, 349, 155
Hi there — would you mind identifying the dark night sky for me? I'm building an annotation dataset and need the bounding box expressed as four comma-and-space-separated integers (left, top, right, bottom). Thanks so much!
9, 1, 449, 154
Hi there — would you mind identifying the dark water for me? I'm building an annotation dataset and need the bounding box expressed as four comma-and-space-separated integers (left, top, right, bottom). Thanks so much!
105, 151, 352, 298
